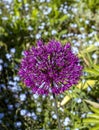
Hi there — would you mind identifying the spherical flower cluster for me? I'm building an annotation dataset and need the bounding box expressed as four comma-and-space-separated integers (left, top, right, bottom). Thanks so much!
18, 40, 83, 95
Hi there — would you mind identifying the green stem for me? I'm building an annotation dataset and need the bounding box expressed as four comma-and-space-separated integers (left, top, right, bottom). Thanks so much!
52, 93, 62, 130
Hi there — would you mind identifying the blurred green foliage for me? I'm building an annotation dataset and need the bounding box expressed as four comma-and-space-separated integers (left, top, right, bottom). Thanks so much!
0, 0, 99, 130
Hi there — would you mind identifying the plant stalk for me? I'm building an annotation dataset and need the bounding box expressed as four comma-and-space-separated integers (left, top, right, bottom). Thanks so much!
52, 93, 62, 130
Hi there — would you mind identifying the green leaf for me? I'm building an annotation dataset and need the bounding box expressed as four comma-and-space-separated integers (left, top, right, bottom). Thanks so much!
90, 125, 99, 130
59, 15, 68, 22
32, 9, 38, 18
93, 65, 99, 72
84, 68, 99, 76
83, 118, 99, 123
81, 45, 97, 54
77, 80, 96, 89
60, 95, 71, 106
90, 106, 99, 114
85, 100, 99, 108
87, 114, 99, 119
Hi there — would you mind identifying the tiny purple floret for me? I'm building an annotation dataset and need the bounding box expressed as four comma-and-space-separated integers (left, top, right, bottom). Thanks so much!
18, 40, 83, 95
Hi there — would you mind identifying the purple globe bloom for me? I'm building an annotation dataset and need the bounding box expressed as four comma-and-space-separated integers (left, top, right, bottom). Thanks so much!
18, 40, 83, 95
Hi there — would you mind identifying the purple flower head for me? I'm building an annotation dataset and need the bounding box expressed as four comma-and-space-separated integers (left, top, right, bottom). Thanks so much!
18, 40, 83, 95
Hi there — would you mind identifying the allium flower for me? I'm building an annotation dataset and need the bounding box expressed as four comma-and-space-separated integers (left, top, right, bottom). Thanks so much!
18, 40, 83, 95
